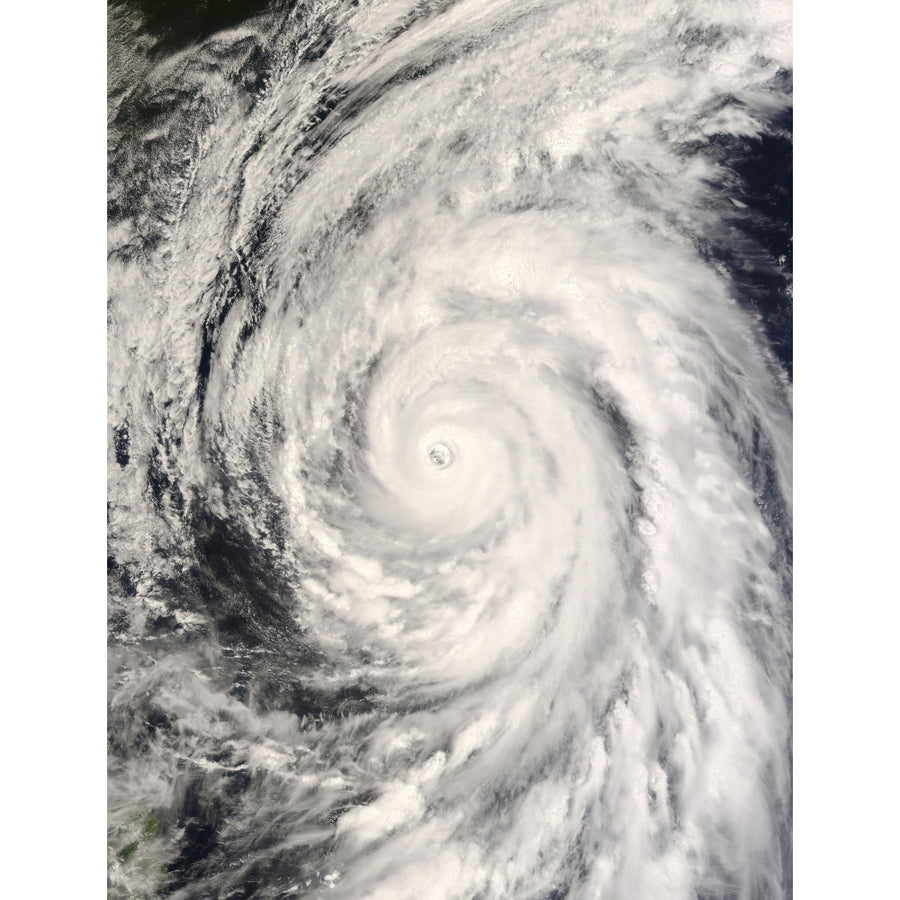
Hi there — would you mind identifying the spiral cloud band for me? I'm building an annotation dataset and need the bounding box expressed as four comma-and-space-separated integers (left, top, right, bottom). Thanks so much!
108, 1, 792, 897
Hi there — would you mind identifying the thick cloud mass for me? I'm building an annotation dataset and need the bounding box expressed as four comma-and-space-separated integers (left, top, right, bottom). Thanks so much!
108, 1, 792, 898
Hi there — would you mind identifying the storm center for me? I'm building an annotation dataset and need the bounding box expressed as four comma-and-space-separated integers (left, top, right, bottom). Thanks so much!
428, 442, 453, 468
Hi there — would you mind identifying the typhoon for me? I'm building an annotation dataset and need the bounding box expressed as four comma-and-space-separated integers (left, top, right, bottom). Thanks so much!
107, 1, 792, 897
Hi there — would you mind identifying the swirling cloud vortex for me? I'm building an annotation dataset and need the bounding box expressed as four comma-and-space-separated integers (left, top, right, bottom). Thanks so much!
107, 1, 793, 898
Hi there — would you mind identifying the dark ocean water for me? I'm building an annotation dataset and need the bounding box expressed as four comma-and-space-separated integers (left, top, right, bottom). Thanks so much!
108, 2, 792, 897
